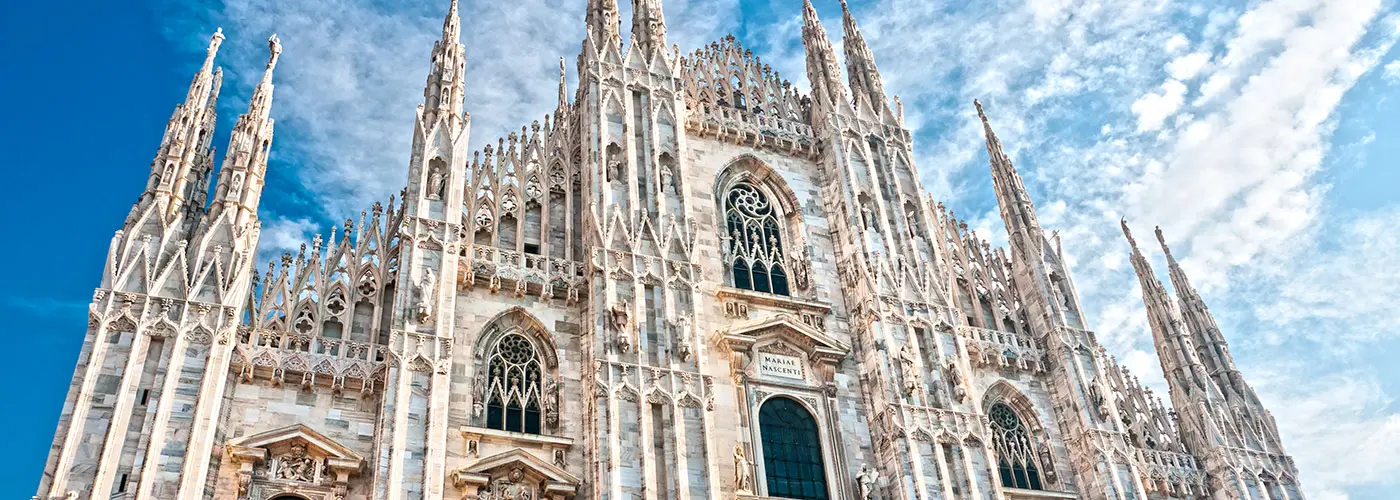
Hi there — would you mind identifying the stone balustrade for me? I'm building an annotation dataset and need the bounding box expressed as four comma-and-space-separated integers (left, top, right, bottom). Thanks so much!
233, 326, 388, 392
957, 325, 1044, 372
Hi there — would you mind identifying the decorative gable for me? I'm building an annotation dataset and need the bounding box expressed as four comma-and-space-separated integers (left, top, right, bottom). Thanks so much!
452, 448, 582, 500
224, 424, 364, 500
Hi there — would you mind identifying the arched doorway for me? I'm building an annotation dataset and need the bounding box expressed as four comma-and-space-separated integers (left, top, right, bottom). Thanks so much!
758, 397, 828, 500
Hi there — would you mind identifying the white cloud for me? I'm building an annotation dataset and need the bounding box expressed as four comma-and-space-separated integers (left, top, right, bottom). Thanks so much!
1166, 51, 1211, 80
257, 217, 317, 261
1132, 79, 1187, 131
1248, 364, 1400, 500
1384, 60, 1400, 82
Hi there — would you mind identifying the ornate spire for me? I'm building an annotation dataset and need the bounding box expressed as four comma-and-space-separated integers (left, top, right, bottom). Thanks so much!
146, 28, 227, 221
977, 100, 1042, 257
840, 0, 888, 113
247, 34, 282, 124
1155, 227, 1285, 451
1155, 228, 1241, 386
558, 57, 568, 110
1123, 219, 1226, 451
630, 0, 668, 59
801, 0, 847, 112
423, 0, 466, 126
210, 34, 281, 226
586, 0, 621, 52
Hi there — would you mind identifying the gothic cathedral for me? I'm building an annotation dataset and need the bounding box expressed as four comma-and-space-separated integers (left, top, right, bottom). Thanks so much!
33, 1, 1305, 500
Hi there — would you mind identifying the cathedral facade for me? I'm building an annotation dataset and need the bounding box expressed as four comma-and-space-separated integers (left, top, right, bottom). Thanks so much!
33, 1, 1306, 500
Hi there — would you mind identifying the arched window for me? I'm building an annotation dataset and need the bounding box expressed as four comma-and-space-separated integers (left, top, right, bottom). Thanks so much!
726, 182, 789, 296
990, 403, 1044, 490
759, 398, 828, 500
484, 333, 543, 434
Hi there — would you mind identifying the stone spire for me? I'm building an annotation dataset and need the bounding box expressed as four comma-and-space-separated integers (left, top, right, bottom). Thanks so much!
1156, 227, 1286, 451
801, 0, 847, 112
557, 57, 569, 110
210, 34, 281, 227
1122, 219, 1225, 452
423, 0, 466, 127
145, 28, 226, 221
977, 100, 1043, 257
630, 0, 668, 59
586, 0, 622, 52
839, 0, 888, 114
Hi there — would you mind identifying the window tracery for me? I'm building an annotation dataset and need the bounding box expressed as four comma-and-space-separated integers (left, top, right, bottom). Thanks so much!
725, 182, 790, 296
989, 402, 1045, 491
484, 333, 545, 434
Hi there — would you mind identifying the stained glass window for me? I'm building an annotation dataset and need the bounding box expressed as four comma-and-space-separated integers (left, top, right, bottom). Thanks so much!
484, 333, 543, 434
759, 397, 828, 500
726, 182, 789, 296
989, 403, 1043, 490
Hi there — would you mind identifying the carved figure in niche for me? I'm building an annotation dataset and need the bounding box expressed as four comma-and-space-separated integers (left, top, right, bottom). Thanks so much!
276, 442, 318, 482
605, 147, 624, 183
898, 342, 920, 398
544, 379, 561, 428
659, 161, 675, 195
1038, 443, 1058, 483
413, 268, 437, 323
426, 162, 446, 200
856, 463, 880, 500
733, 444, 753, 493
946, 360, 967, 403
860, 203, 876, 230
791, 244, 811, 290
230, 172, 244, 194
609, 300, 632, 353
1088, 379, 1108, 420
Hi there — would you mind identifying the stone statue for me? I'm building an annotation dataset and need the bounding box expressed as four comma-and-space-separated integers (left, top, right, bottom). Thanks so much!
414, 268, 437, 323
946, 360, 967, 403
544, 379, 560, 428
426, 164, 446, 200
898, 342, 920, 397
606, 148, 623, 182
861, 203, 876, 229
734, 444, 753, 492
1038, 443, 1058, 483
276, 442, 317, 482
610, 300, 632, 353
856, 463, 879, 500
659, 162, 674, 195
1088, 379, 1107, 420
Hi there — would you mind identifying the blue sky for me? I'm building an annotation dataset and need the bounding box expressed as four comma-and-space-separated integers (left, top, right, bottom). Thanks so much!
1, 0, 1397, 499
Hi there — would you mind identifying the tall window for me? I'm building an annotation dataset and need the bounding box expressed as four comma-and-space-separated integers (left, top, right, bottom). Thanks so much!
485, 333, 543, 434
990, 403, 1043, 490
726, 182, 789, 296
759, 398, 828, 500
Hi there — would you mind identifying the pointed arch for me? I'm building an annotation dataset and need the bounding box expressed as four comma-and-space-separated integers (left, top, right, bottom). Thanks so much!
714, 154, 808, 296
470, 307, 561, 435
982, 381, 1050, 491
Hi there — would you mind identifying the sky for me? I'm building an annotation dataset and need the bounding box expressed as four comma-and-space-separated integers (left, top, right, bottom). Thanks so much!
0, 0, 1397, 498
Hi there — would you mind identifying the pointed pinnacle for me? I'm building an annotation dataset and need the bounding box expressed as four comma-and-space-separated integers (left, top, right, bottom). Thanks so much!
558, 57, 568, 108
261, 34, 283, 83
1155, 226, 1174, 257
1121, 217, 1140, 251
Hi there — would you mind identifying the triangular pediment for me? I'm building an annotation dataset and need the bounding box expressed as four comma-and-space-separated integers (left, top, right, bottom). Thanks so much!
721, 314, 850, 361
455, 448, 581, 495
227, 423, 363, 463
